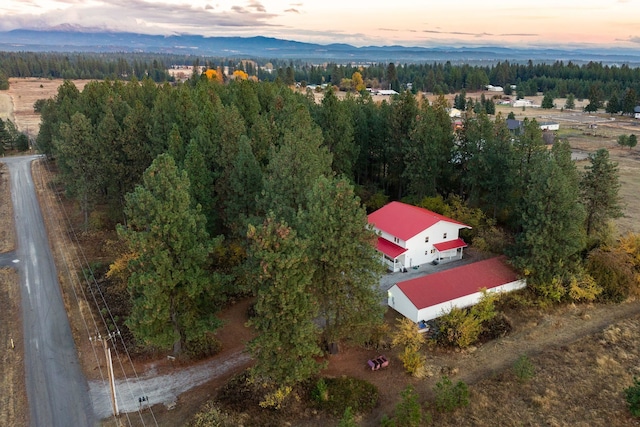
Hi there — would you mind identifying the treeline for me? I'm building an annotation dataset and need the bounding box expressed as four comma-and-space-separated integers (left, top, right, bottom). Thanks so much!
36, 77, 637, 401
0, 52, 175, 81
3, 51, 640, 101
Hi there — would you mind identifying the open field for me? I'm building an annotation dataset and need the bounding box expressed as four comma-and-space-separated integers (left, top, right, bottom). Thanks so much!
1, 79, 640, 425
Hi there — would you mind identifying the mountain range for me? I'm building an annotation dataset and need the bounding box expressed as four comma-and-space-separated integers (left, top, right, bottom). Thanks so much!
2, 29, 640, 65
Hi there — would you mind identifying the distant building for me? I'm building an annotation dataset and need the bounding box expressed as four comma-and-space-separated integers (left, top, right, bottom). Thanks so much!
539, 121, 560, 131
486, 84, 504, 92
448, 108, 462, 118
634, 106, 640, 119
512, 99, 538, 108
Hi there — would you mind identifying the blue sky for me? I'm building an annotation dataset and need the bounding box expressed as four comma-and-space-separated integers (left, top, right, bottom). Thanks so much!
1, 0, 639, 47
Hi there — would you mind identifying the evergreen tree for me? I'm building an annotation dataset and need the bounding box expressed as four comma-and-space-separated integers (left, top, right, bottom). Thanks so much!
394, 385, 423, 427
387, 90, 419, 198
511, 142, 586, 300
261, 107, 332, 224
403, 96, 453, 198
541, 92, 554, 109
606, 93, 620, 115
315, 88, 357, 178
246, 216, 323, 387
223, 135, 263, 237
623, 88, 638, 116
564, 93, 576, 110
581, 149, 623, 238
56, 112, 99, 229
119, 154, 222, 355
298, 176, 385, 345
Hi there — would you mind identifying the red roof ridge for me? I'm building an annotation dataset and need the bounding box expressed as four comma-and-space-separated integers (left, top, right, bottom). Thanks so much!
368, 201, 471, 241
395, 256, 520, 310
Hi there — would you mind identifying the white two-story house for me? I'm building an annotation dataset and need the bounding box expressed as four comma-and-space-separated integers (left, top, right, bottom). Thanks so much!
368, 201, 471, 272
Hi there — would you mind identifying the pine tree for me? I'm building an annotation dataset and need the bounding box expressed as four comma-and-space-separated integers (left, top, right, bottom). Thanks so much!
246, 217, 323, 387
261, 106, 332, 224
119, 154, 221, 355
580, 149, 623, 238
541, 92, 554, 109
298, 176, 385, 345
56, 112, 99, 229
511, 143, 586, 300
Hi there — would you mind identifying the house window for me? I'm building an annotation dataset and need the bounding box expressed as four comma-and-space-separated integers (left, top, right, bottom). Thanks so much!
443, 232, 447, 239
425, 236, 429, 243
425, 250, 428, 255
431, 249, 436, 254
393, 237, 399, 244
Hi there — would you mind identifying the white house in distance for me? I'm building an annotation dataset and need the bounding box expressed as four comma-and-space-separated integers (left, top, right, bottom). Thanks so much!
387, 256, 526, 323
367, 202, 471, 272
539, 121, 560, 131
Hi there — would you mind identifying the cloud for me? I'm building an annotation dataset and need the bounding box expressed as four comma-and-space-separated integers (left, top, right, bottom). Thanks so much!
285, 8, 300, 13
0, 0, 281, 35
422, 29, 536, 38
623, 36, 640, 43
247, 1, 266, 12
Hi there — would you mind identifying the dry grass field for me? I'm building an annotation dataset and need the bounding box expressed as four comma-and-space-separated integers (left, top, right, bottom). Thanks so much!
1, 79, 640, 426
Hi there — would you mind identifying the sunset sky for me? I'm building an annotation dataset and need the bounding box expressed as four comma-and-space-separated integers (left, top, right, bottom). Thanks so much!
1, 0, 639, 48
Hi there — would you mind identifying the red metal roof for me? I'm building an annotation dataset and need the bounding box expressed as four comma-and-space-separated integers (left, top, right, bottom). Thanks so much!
433, 238, 467, 252
376, 237, 407, 259
368, 201, 470, 241
395, 257, 520, 310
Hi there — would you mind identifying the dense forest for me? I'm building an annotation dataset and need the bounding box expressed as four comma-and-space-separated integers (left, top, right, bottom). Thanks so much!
2, 51, 640, 105
32, 72, 639, 406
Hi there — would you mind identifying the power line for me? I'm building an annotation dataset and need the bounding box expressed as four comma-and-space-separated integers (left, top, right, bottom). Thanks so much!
34, 155, 158, 426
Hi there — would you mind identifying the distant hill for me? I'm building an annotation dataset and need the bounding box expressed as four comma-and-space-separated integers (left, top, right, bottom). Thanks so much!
2, 29, 640, 65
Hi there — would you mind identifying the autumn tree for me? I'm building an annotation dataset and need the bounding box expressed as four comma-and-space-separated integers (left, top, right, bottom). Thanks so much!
118, 154, 222, 356
352, 71, 365, 92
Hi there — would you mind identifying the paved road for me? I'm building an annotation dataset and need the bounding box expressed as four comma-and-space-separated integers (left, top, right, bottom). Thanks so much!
1, 155, 94, 427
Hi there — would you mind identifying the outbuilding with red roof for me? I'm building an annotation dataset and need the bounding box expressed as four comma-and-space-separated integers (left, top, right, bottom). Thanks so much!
387, 256, 525, 323
368, 201, 471, 272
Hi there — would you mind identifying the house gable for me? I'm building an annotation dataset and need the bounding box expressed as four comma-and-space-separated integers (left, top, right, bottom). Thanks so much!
368, 201, 471, 271
368, 201, 468, 241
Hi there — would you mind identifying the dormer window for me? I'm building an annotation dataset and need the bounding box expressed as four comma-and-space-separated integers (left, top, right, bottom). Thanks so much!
425, 236, 429, 243
443, 233, 447, 239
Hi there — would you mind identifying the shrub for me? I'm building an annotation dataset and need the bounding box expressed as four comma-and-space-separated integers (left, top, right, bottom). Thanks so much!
624, 377, 640, 417
513, 354, 535, 383
259, 385, 292, 410
311, 378, 329, 403
392, 317, 426, 375
188, 401, 243, 427
437, 290, 497, 348
311, 376, 378, 416
338, 406, 357, 427
434, 376, 469, 413
394, 385, 424, 427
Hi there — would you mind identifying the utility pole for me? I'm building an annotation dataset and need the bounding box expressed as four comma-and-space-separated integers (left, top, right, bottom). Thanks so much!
91, 331, 119, 417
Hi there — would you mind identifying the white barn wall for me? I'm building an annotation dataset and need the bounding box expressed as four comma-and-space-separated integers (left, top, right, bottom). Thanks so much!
415, 279, 526, 322
387, 284, 418, 322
